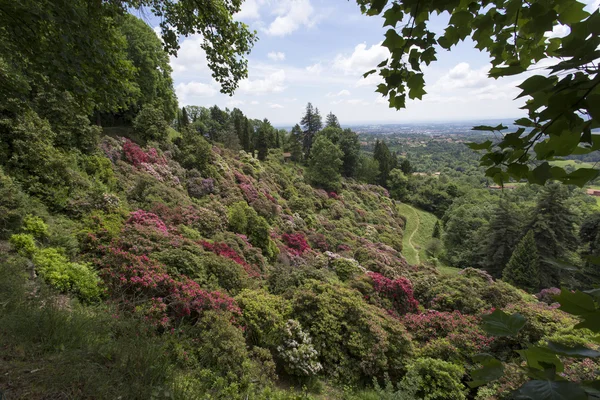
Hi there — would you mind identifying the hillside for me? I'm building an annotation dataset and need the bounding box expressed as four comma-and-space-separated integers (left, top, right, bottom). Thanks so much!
1, 131, 598, 399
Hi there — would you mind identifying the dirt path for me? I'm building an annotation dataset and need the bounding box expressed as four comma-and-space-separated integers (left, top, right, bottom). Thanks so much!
406, 205, 421, 264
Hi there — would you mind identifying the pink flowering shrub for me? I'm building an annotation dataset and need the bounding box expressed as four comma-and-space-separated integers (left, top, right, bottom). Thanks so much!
126, 210, 169, 235
97, 247, 240, 327
239, 183, 260, 203
367, 272, 419, 316
535, 287, 561, 304
402, 310, 494, 359
282, 232, 311, 256
200, 240, 260, 278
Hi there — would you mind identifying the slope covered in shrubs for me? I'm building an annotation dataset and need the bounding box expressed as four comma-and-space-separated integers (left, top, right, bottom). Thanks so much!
0, 131, 597, 399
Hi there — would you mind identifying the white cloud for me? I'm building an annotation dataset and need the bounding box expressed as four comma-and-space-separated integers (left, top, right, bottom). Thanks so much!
333, 42, 390, 75
227, 99, 245, 107
170, 35, 208, 77
235, 0, 264, 20
430, 62, 490, 92
175, 81, 218, 105
251, 100, 260, 105
306, 63, 323, 75
355, 72, 383, 87
267, 51, 286, 61
327, 89, 351, 97
266, 0, 315, 36
270, 103, 284, 109
239, 70, 287, 94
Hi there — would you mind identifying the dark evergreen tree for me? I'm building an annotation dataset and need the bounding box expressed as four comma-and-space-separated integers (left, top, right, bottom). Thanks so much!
255, 119, 271, 160
580, 213, 600, 278
325, 112, 340, 128
528, 183, 578, 287
503, 230, 540, 292
432, 221, 441, 239
373, 140, 392, 187
181, 107, 190, 127
400, 158, 413, 175
483, 199, 522, 277
240, 117, 251, 152
300, 102, 322, 159
287, 124, 304, 162
339, 129, 360, 177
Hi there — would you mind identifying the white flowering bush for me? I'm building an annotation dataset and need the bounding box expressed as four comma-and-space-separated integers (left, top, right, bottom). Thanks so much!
277, 319, 322, 377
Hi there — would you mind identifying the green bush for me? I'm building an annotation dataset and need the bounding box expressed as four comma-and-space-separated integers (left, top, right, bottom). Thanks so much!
203, 253, 249, 295
291, 280, 413, 383
398, 357, 466, 400
33, 248, 103, 302
23, 214, 48, 238
331, 257, 362, 282
228, 201, 249, 233
133, 103, 169, 142
152, 246, 208, 284
9, 233, 37, 256
236, 289, 291, 348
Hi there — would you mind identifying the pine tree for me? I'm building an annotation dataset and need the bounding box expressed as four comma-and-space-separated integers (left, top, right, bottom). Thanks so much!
240, 117, 251, 152
400, 158, 412, 175
503, 230, 540, 292
528, 183, 578, 287
339, 128, 360, 177
325, 112, 340, 128
255, 119, 271, 160
300, 102, 323, 159
483, 199, 522, 278
373, 140, 392, 187
432, 221, 441, 239
181, 107, 190, 127
306, 135, 343, 191
287, 124, 304, 161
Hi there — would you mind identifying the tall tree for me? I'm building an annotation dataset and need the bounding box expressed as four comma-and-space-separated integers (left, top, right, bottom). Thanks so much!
300, 103, 323, 159
483, 199, 522, 278
306, 135, 343, 191
528, 183, 579, 287
325, 112, 340, 128
432, 221, 441, 239
373, 140, 392, 187
287, 124, 304, 162
503, 230, 540, 292
240, 117, 252, 152
255, 119, 272, 161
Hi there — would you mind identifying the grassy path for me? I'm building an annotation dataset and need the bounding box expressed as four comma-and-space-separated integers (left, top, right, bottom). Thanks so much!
396, 202, 460, 275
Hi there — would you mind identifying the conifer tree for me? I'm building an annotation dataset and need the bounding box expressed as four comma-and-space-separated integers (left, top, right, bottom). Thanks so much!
503, 230, 540, 292
287, 124, 304, 162
483, 199, 522, 277
325, 112, 340, 128
528, 183, 578, 287
300, 102, 323, 159
255, 119, 271, 160
432, 221, 441, 239
240, 117, 251, 152
373, 140, 392, 187
306, 135, 343, 191
181, 107, 190, 127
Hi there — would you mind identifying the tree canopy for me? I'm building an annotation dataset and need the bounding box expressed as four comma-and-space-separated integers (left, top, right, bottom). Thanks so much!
357, 0, 600, 187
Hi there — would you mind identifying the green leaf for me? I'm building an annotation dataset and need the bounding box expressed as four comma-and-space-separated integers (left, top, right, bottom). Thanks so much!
382, 29, 405, 50
529, 162, 553, 185
468, 353, 504, 388
554, 288, 596, 316
507, 163, 529, 179
575, 311, 600, 332
514, 380, 588, 400
517, 75, 555, 99
466, 140, 493, 150
407, 74, 426, 100
363, 69, 376, 78
546, 342, 600, 358
481, 310, 526, 337
489, 65, 527, 78
517, 346, 563, 372
472, 124, 507, 132
561, 168, 600, 187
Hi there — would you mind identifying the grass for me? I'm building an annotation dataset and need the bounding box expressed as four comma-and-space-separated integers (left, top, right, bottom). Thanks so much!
550, 159, 595, 169
396, 203, 461, 275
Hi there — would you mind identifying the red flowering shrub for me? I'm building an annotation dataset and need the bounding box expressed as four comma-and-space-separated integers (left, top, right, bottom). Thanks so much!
123, 140, 166, 167
97, 247, 240, 327
328, 191, 339, 200
368, 272, 419, 316
239, 183, 260, 203
200, 240, 260, 278
282, 232, 310, 256
307, 232, 329, 252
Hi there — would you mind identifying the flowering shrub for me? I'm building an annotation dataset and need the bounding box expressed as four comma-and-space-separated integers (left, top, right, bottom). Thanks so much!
282, 232, 310, 256
123, 140, 166, 167
402, 310, 493, 360
398, 357, 466, 400
239, 183, 260, 203
200, 240, 260, 278
97, 247, 240, 327
368, 272, 419, 316
535, 287, 561, 304
277, 319, 323, 377
126, 210, 169, 235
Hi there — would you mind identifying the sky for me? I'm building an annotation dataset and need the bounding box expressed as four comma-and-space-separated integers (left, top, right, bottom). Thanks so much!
142, 0, 600, 126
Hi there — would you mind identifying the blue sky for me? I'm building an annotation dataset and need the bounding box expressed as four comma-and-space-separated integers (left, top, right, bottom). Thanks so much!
147, 0, 600, 125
